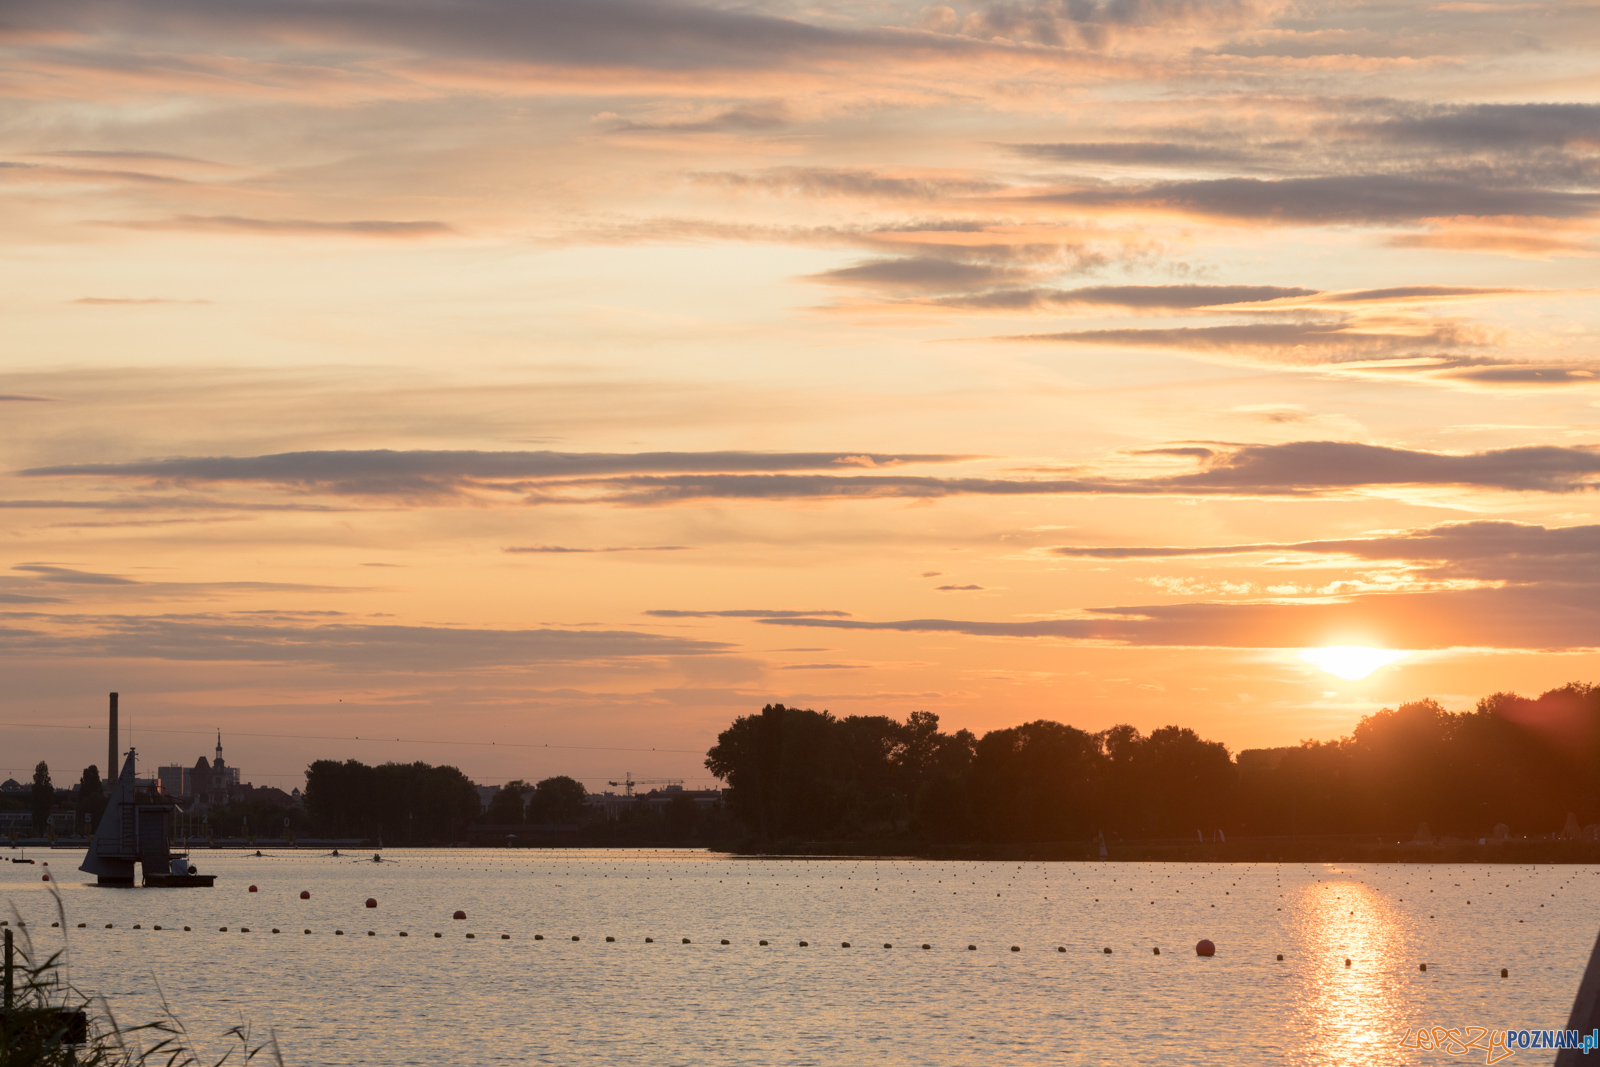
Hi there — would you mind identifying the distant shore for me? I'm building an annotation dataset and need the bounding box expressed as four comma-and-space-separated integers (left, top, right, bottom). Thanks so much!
728, 837, 1600, 864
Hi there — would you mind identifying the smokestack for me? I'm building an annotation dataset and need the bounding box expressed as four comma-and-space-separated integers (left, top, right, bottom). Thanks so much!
108, 692, 118, 779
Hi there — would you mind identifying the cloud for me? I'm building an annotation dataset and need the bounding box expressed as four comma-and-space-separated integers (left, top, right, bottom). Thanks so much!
504, 545, 692, 554
806, 257, 1037, 293
23, 442, 1600, 505
694, 167, 1006, 200
0, 612, 732, 669
22, 448, 966, 499
645, 609, 851, 618
750, 584, 1600, 650
1047, 519, 1600, 584
1351, 103, 1600, 151
0, 394, 53, 402
14, 564, 140, 585
1009, 321, 1474, 362
1008, 142, 1257, 166
1028, 175, 1600, 223
774, 662, 868, 669
936, 584, 986, 591
937, 283, 1316, 310
99, 216, 454, 237
606, 105, 790, 134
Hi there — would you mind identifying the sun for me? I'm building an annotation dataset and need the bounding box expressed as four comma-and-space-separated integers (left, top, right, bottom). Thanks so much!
1299, 645, 1406, 680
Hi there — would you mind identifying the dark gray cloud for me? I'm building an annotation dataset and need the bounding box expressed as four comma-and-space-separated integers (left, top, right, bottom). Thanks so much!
694, 167, 1006, 200
1047, 519, 1600, 584
0, 612, 731, 669
1321, 286, 1524, 303
1012, 321, 1469, 359
775, 662, 867, 669
0, 394, 53, 402
1008, 141, 1257, 165
938, 283, 1314, 310
750, 583, 1600, 650
806, 257, 1036, 292
14, 564, 139, 585
101, 216, 454, 237
608, 105, 790, 134
957, 0, 1259, 49
0, 593, 66, 604
23, 448, 965, 498
23, 443, 1600, 506
936, 584, 986, 591
504, 545, 692, 554
1031, 175, 1600, 223
2, 0, 1027, 75
1436, 364, 1599, 386
1353, 103, 1600, 151
645, 609, 851, 618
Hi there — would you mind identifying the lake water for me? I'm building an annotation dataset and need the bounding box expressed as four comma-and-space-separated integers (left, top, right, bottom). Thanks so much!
2, 849, 1596, 1065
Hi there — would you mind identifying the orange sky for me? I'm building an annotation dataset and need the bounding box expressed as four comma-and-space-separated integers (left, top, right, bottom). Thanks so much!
2, 0, 1599, 792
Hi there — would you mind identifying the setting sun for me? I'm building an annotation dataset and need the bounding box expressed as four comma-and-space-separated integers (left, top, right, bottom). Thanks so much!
1299, 646, 1407, 681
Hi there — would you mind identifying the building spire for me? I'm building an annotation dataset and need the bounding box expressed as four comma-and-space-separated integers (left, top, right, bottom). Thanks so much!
216, 730, 222, 760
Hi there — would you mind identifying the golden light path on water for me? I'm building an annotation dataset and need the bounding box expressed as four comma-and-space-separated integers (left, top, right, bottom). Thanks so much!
1293, 874, 1412, 1065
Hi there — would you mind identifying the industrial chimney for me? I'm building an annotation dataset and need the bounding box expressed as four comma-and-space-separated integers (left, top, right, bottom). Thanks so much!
108, 692, 118, 776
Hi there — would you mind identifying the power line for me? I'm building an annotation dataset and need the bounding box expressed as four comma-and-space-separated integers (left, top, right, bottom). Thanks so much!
0, 720, 704, 755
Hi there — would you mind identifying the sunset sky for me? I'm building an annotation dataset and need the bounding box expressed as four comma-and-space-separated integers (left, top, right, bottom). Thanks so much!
2, 0, 1598, 792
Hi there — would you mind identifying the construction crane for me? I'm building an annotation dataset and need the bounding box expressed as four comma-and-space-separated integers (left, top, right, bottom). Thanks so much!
606, 772, 684, 797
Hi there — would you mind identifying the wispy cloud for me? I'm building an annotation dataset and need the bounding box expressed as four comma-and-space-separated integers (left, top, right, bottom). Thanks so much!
505, 545, 692, 554
98, 216, 454, 237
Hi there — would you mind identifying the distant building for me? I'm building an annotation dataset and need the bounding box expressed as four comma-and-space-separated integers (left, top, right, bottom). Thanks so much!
157, 765, 190, 797
160, 733, 243, 810
0, 778, 23, 796
474, 784, 499, 812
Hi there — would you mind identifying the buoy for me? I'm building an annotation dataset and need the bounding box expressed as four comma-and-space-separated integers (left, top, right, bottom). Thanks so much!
453, 911, 466, 920
884, 943, 893, 949
399, 931, 408, 937
41, 874, 49, 881
154, 925, 162, 931
1010, 946, 1020, 952
249, 885, 258, 893
304, 930, 311, 935
535, 934, 544, 940
683, 938, 691, 944
1153, 947, 1161, 955
1196, 940, 1215, 957
1344, 958, 1352, 967
1276, 954, 1283, 961
572, 935, 580, 942
967, 945, 976, 951
1419, 963, 1427, 972
1103, 947, 1113, 955
272, 929, 280, 934
644, 937, 653, 943
133, 924, 142, 929
760, 940, 769, 946
219, 927, 228, 932
467, 933, 475, 939
1056, 946, 1065, 953
336, 930, 344, 936
1502, 969, 1509, 978
300, 891, 310, 899
721, 939, 731, 945
366, 898, 377, 908
606, 936, 615, 942
241, 927, 251, 933
434, 933, 441, 938
105, 923, 113, 929
367, 931, 375, 937
800, 941, 809, 947
184, 926, 191, 931
501, 934, 510, 940
77, 923, 85, 928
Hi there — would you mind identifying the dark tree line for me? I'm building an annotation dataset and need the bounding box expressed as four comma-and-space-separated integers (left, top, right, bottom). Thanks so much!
482, 776, 588, 824
705, 684, 1600, 845
304, 759, 481, 844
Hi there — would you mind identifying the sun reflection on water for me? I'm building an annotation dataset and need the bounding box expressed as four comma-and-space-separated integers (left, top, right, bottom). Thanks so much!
1291, 872, 1412, 1066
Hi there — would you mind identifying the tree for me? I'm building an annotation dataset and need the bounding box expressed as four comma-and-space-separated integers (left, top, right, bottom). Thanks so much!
77, 765, 106, 831
30, 761, 53, 834
484, 780, 531, 824
528, 776, 587, 824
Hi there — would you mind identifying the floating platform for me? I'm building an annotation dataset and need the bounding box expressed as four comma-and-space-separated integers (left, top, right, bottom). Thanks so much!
143, 872, 216, 888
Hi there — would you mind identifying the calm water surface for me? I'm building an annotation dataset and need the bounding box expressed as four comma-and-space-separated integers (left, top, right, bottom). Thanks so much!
2, 849, 1594, 1065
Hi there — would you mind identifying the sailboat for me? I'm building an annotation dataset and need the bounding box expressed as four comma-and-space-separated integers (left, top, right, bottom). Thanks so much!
78, 750, 215, 888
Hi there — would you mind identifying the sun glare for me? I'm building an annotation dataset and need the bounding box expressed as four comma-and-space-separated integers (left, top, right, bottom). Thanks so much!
1299, 646, 1406, 681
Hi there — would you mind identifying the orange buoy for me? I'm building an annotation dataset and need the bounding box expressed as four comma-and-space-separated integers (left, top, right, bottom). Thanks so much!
249, 885, 258, 892
365, 898, 377, 908
453, 910, 466, 920
41, 874, 49, 881
1196, 940, 1215, 957
300, 891, 310, 899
